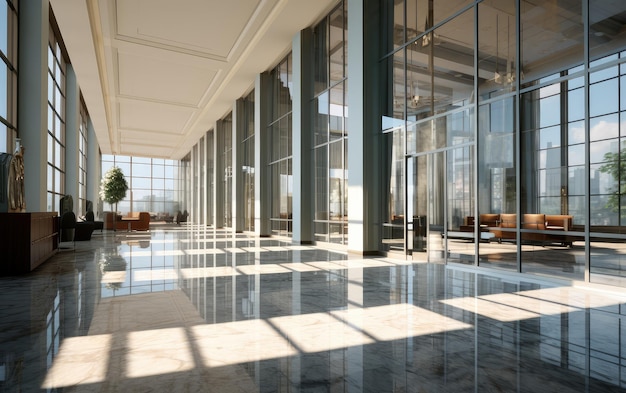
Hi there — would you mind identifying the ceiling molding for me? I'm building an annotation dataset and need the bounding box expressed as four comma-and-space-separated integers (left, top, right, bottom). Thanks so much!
51, 0, 339, 159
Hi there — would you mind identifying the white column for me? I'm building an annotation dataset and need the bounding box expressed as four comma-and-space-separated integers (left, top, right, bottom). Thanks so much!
192, 143, 198, 223
65, 64, 80, 213
254, 74, 272, 236
195, 138, 202, 224
207, 129, 214, 226
86, 119, 102, 218
347, 0, 383, 254
18, 0, 49, 212
291, 29, 314, 244
214, 121, 225, 228
202, 131, 209, 226
232, 99, 245, 232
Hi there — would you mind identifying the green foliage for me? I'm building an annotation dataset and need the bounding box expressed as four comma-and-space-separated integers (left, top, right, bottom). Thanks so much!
99, 166, 128, 206
598, 150, 626, 215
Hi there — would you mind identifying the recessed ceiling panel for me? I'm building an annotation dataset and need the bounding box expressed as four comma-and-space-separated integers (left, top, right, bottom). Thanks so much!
117, 50, 218, 106
118, 101, 194, 133
121, 130, 181, 145
52, 0, 339, 159
120, 144, 176, 158
116, 0, 261, 57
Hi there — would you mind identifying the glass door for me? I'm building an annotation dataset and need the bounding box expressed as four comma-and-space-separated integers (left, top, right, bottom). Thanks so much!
407, 152, 446, 262
408, 146, 475, 264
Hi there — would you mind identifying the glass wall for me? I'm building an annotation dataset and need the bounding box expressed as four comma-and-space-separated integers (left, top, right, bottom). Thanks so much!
101, 155, 181, 218
381, 0, 626, 286
520, 0, 584, 88
268, 54, 293, 236
381, 0, 475, 259
313, 2, 348, 244
517, 71, 586, 279
198, 135, 205, 225
381, 48, 406, 252
477, 0, 517, 274
0, 0, 17, 153
47, 25, 66, 213
206, 130, 214, 226
179, 153, 191, 221
218, 113, 233, 228
478, 96, 517, 270
589, 51, 626, 286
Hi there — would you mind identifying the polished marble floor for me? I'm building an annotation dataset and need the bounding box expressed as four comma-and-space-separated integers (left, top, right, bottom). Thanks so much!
2, 224, 626, 392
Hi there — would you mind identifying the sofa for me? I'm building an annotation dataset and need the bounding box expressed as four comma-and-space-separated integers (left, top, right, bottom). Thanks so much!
461, 213, 576, 246
104, 212, 151, 231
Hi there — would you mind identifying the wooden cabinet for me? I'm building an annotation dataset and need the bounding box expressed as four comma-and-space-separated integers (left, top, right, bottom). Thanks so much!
0, 212, 58, 275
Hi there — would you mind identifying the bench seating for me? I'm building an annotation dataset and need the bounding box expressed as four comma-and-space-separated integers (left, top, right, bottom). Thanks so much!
461, 213, 576, 246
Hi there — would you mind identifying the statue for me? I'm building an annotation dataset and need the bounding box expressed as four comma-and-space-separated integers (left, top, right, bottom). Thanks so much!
8, 144, 25, 212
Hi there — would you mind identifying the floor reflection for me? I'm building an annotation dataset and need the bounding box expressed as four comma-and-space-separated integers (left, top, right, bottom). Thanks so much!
1, 225, 626, 392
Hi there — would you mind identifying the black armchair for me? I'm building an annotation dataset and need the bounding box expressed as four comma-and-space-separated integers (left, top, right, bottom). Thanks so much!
85, 210, 104, 232
60, 211, 77, 249
60, 211, 95, 246
176, 210, 189, 225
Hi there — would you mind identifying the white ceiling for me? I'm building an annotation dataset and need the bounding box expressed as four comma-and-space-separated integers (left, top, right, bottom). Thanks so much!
50, 0, 339, 159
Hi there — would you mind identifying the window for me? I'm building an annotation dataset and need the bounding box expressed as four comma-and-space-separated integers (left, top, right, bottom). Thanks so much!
268, 54, 293, 236
101, 155, 181, 216
78, 102, 88, 215
312, 2, 348, 244
218, 114, 233, 227
47, 25, 66, 213
0, 0, 18, 153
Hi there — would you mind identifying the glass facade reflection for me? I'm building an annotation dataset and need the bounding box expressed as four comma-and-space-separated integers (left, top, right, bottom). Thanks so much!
269, 54, 293, 236
167, 0, 626, 289
242, 91, 255, 232
219, 113, 233, 228
313, 3, 348, 244
379, 0, 626, 286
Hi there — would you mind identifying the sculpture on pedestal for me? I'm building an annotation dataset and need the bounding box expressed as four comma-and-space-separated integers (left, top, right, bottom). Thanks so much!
8, 144, 25, 212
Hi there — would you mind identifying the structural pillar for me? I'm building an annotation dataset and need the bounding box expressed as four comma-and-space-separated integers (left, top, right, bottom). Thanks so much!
291, 28, 314, 244
214, 120, 225, 228
191, 143, 198, 223
254, 73, 272, 237
202, 132, 209, 226
206, 129, 214, 226
232, 99, 245, 232
65, 64, 80, 212
347, 0, 383, 254
86, 118, 102, 218
18, 0, 49, 212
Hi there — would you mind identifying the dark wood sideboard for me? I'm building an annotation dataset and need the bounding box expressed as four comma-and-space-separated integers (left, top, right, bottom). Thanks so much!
0, 212, 59, 275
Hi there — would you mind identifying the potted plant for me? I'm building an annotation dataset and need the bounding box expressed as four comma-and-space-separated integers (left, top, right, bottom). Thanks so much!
99, 166, 129, 231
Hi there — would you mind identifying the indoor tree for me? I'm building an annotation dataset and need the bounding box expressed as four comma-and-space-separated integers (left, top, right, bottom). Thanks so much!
598, 149, 626, 222
99, 166, 129, 230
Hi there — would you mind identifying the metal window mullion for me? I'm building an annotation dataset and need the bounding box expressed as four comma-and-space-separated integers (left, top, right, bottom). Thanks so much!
326, 127, 331, 241
515, 0, 522, 273
473, 3, 479, 265
583, 0, 590, 283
